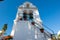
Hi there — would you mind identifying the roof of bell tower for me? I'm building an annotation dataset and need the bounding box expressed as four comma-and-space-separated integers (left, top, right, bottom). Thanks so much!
19, 2, 37, 9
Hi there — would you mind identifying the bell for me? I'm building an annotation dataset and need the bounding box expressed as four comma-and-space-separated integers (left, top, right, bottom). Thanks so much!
20, 18, 22, 20
40, 28, 44, 33
18, 16, 22, 20
26, 3, 30, 8
31, 22, 35, 25
23, 16, 27, 21
24, 18, 27, 20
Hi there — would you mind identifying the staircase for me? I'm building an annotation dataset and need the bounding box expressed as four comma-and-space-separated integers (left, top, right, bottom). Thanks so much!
32, 21, 55, 40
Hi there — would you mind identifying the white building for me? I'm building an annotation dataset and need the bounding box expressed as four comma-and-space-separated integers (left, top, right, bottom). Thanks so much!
11, 2, 52, 40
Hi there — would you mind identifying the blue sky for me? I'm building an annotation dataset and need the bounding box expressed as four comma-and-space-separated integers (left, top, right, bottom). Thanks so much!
0, 0, 60, 35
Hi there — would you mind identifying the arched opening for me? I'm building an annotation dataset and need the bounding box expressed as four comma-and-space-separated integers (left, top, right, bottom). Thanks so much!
29, 10, 33, 20
23, 10, 28, 20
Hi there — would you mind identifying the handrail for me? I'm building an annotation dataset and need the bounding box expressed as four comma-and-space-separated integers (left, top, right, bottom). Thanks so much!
42, 24, 54, 34
35, 22, 54, 37
34, 22, 54, 34
34, 23, 52, 38
34, 22, 57, 40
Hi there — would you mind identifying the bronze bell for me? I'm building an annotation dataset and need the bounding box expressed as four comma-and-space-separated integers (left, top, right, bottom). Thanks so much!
26, 3, 30, 8
40, 28, 44, 33
31, 22, 35, 25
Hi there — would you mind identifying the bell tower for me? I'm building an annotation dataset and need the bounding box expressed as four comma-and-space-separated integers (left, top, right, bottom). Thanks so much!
10, 2, 51, 40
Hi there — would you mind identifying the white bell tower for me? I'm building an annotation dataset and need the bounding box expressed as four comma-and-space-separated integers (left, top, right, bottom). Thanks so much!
10, 2, 51, 40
